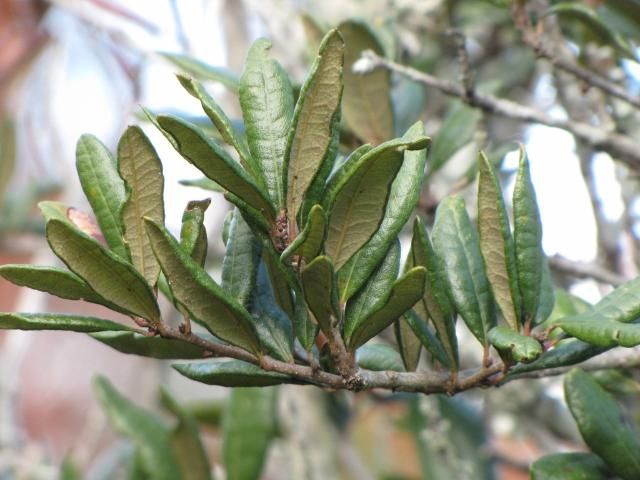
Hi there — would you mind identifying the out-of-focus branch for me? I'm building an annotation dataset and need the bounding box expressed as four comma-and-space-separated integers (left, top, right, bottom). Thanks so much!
358, 50, 640, 171
523, 31, 640, 110
548, 254, 627, 287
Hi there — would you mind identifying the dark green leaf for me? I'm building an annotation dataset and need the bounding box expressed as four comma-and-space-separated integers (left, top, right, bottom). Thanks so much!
0, 265, 130, 315
558, 318, 640, 348
180, 199, 210, 267
179, 177, 224, 193
509, 338, 604, 375
338, 20, 393, 144
301, 255, 339, 336
240, 38, 294, 209
347, 267, 426, 350
530, 452, 610, 480
285, 29, 343, 231
410, 218, 459, 369
487, 325, 542, 363
178, 75, 259, 180
565, 368, 640, 480
76, 135, 128, 258
337, 121, 429, 301
223, 387, 278, 480
47, 219, 160, 323
355, 343, 404, 372
90, 331, 209, 359
0, 313, 132, 332
160, 388, 212, 480
173, 360, 292, 387
477, 152, 521, 330
250, 261, 294, 363
156, 115, 275, 221
392, 77, 426, 136
144, 219, 261, 354
432, 196, 496, 346
221, 209, 261, 307
324, 136, 429, 270
513, 147, 543, 326
160, 52, 240, 91
345, 240, 400, 340
94, 376, 181, 480
118, 126, 165, 286
427, 102, 481, 178
394, 316, 422, 372
535, 257, 555, 325
280, 204, 326, 262
403, 309, 450, 368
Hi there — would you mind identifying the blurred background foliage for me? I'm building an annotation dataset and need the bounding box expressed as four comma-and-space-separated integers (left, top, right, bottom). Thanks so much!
1, 0, 640, 479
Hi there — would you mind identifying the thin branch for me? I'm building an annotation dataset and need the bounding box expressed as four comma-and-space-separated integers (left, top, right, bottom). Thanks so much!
523, 31, 640, 110
548, 254, 627, 287
359, 50, 640, 170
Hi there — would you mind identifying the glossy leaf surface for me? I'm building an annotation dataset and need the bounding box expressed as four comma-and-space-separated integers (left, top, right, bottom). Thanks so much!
0, 313, 131, 332
356, 343, 404, 372
301, 255, 339, 336
530, 452, 610, 480
487, 326, 542, 363
174, 360, 291, 387
90, 331, 209, 359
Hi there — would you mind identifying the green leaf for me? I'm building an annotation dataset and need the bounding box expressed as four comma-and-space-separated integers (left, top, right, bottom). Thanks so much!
347, 267, 426, 350
177, 75, 259, 180
0, 265, 131, 315
262, 245, 295, 319
338, 20, 394, 144
118, 126, 165, 286
94, 376, 181, 480
160, 389, 212, 480
565, 368, 640, 480
174, 360, 292, 387
410, 218, 459, 369
301, 256, 339, 336
338, 121, 429, 301
250, 261, 294, 363
394, 316, 422, 372
513, 147, 543, 326
75, 134, 128, 258
280, 204, 326, 262
180, 199, 210, 267
355, 343, 404, 372
179, 177, 224, 193
160, 52, 240, 91
285, 29, 343, 231
403, 309, 450, 368
38, 200, 70, 223
221, 209, 261, 307
509, 338, 604, 375
427, 102, 481, 178
0, 313, 132, 332
478, 152, 521, 330
432, 196, 496, 346
392, 77, 426, 137
324, 136, 429, 270
487, 325, 542, 363
345, 240, 400, 340
156, 115, 275, 221
46, 219, 160, 323
223, 387, 278, 480
90, 331, 209, 359
535, 257, 555, 325
0, 118, 16, 202
550, 3, 635, 58
240, 38, 294, 210
144, 219, 261, 354
530, 452, 610, 480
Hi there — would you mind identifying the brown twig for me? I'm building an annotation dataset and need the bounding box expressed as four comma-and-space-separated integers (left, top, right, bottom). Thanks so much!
548, 254, 627, 287
358, 50, 640, 170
